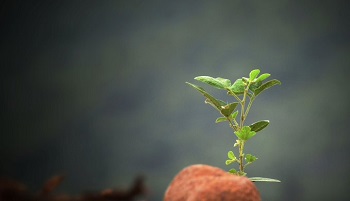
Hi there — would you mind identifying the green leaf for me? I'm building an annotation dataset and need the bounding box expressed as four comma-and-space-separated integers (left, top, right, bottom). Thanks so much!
249, 80, 262, 92
257, 73, 270, 82
249, 120, 270, 132
215, 117, 227, 123
230, 111, 239, 119
229, 79, 245, 93
242, 77, 249, 83
220, 102, 239, 117
225, 160, 234, 165
249, 69, 260, 81
227, 151, 236, 160
205, 98, 226, 111
249, 177, 281, 182
228, 168, 237, 174
194, 76, 225, 89
254, 79, 281, 96
234, 126, 256, 140
227, 90, 244, 97
215, 77, 231, 88
186, 82, 224, 110
245, 154, 258, 163
247, 131, 256, 140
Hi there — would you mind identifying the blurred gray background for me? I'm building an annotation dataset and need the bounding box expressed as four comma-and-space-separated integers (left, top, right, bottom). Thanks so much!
1, 0, 350, 200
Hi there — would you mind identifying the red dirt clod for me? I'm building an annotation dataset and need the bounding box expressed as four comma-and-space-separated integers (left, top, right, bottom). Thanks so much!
164, 164, 261, 201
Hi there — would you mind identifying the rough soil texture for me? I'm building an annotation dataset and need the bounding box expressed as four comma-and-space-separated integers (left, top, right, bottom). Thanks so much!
0, 175, 147, 201
164, 164, 261, 201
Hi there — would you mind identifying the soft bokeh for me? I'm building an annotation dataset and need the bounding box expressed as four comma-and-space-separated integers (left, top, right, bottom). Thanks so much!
1, 1, 350, 200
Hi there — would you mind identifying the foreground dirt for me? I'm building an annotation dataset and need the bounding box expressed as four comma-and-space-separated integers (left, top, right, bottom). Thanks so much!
164, 164, 261, 201
0, 175, 147, 201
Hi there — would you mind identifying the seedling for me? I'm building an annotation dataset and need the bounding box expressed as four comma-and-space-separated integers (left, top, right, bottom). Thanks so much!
186, 69, 281, 182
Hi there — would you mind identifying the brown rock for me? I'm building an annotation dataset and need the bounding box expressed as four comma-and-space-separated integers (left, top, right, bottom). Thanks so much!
164, 164, 261, 201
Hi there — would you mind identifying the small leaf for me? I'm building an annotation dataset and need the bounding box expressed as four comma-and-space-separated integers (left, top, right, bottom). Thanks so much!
230, 111, 239, 119
249, 177, 281, 182
194, 76, 225, 89
225, 160, 234, 165
257, 73, 270, 82
254, 79, 281, 96
249, 120, 270, 132
215, 117, 227, 123
235, 126, 256, 140
246, 131, 256, 140
245, 154, 258, 163
186, 82, 224, 110
220, 102, 239, 117
229, 79, 245, 93
227, 151, 236, 160
215, 77, 231, 88
249, 69, 260, 81
228, 168, 237, 174
242, 77, 249, 83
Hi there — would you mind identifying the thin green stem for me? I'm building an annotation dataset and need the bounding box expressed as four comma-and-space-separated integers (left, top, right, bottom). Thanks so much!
230, 91, 242, 103
240, 82, 251, 128
239, 140, 245, 173
233, 118, 239, 128
239, 102, 245, 128
227, 118, 238, 132
244, 162, 252, 169
243, 96, 255, 125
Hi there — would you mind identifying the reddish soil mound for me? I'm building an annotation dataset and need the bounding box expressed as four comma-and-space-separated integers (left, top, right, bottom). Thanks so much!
164, 164, 261, 201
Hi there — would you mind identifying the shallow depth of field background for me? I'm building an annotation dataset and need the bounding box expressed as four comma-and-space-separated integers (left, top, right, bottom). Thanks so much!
1, 1, 350, 200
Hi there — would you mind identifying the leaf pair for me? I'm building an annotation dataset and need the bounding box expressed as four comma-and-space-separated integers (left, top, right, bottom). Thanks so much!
249, 69, 271, 83
215, 111, 238, 123
234, 120, 270, 141
234, 126, 256, 141
192, 69, 281, 98
226, 158, 245, 175
225, 151, 237, 165
226, 151, 257, 164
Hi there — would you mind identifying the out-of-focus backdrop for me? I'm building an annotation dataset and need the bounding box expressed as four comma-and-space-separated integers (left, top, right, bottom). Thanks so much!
1, 1, 350, 200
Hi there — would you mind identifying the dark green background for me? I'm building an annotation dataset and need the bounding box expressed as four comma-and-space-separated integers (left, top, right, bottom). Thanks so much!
1, 1, 350, 200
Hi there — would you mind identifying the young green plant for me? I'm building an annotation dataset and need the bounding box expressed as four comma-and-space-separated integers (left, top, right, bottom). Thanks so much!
186, 69, 281, 182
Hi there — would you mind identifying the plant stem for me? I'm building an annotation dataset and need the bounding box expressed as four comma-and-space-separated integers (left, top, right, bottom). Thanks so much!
239, 140, 245, 173
239, 102, 245, 128
228, 82, 254, 175
244, 96, 255, 121
227, 118, 238, 131
229, 90, 242, 103
238, 82, 252, 174
240, 82, 251, 127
